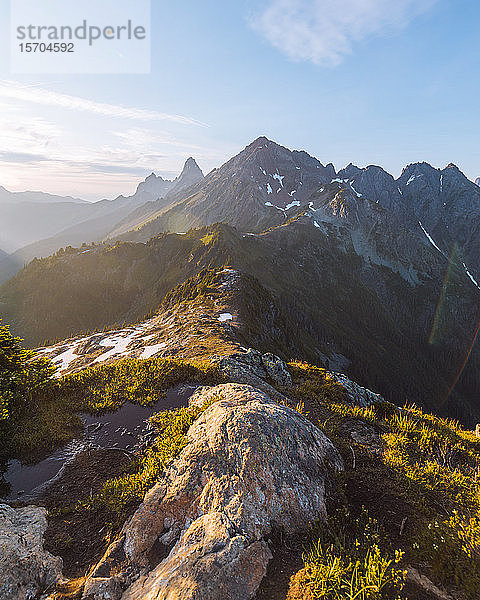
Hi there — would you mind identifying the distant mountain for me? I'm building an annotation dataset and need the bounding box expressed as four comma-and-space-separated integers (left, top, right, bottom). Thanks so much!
2, 136, 480, 420
134, 172, 173, 199
0, 186, 87, 205
395, 162, 480, 280
110, 139, 479, 286
116, 137, 335, 240
332, 160, 480, 282
0, 158, 204, 282
105, 158, 204, 239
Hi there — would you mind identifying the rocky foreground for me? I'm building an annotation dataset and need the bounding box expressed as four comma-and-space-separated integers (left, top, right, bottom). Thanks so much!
1, 356, 345, 600
84, 383, 342, 600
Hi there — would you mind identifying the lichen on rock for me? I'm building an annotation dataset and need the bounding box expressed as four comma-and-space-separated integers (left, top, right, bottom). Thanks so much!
84, 383, 342, 600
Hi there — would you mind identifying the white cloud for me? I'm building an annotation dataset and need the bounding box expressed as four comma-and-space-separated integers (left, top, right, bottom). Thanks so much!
251, 0, 438, 66
0, 80, 207, 127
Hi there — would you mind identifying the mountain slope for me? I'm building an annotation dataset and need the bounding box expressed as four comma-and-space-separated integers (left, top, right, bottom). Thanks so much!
0, 158, 204, 282
337, 161, 480, 281
2, 287, 480, 600
0, 186, 87, 205
115, 137, 335, 240
1, 218, 479, 422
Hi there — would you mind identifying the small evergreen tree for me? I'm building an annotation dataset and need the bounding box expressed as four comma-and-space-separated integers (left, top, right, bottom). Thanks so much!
0, 319, 55, 421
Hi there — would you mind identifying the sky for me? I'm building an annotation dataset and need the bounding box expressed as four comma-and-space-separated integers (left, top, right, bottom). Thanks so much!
0, 0, 478, 201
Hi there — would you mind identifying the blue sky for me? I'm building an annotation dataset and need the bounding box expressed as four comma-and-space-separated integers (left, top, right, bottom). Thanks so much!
0, 0, 478, 200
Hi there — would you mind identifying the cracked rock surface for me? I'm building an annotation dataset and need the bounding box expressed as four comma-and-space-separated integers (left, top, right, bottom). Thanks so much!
84, 383, 342, 600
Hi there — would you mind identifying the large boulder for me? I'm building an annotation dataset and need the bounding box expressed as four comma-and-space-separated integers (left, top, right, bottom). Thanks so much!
84, 383, 342, 600
0, 504, 63, 600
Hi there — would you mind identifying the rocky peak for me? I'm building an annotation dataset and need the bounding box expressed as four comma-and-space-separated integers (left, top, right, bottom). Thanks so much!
166, 157, 204, 198
182, 156, 201, 173
337, 163, 363, 180
135, 172, 171, 198
246, 135, 270, 150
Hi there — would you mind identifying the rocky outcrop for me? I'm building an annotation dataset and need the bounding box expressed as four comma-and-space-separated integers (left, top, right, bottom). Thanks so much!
327, 371, 384, 407
84, 383, 342, 600
213, 349, 291, 402
0, 504, 63, 600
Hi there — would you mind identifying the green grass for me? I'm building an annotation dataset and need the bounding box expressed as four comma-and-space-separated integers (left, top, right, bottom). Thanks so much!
282, 362, 480, 599
298, 508, 406, 600
323, 401, 480, 597
92, 391, 222, 517
0, 356, 222, 462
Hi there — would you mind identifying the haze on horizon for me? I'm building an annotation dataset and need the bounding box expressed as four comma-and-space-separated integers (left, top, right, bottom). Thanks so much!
0, 0, 478, 201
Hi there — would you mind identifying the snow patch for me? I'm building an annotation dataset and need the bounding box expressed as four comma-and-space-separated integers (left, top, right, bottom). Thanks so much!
272, 170, 284, 188
218, 313, 233, 322
140, 343, 167, 359
407, 174, 423, 185
52, 346, 80, 372
266, 183, 273, 194
93, 329, 140, 364
349, 182, 362, 198
419, 222, 442, 253
219, 268, 237, 274
285, 200, 300, 210
463, 263, 480, 290
265, 201, 287, 218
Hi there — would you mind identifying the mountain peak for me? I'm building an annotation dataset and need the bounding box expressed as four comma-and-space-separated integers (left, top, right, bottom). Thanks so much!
145, 172, 162, 183
181, 157, 202, 175
135, 172, 170, 197
166, 157, 204, 198
249, 135, 271, 147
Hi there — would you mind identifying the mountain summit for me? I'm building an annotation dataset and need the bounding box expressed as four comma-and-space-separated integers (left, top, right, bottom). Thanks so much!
167, 157, 203, 197
115, 137, 336, 238
135, 158, 204, 200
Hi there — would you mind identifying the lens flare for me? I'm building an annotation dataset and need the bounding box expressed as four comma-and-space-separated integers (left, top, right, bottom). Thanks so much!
445, 318, 480, 402
429, 244, 458, 346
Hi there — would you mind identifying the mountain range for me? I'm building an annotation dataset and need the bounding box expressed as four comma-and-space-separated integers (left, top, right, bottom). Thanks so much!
1, 136, 479, 423
3, 136, 480, 600
0, 157, 204, 282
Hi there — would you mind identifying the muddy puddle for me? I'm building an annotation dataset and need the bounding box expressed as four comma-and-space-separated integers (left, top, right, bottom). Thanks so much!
0, 384, 198, 503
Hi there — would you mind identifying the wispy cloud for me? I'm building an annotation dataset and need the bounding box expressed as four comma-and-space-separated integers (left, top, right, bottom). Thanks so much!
0, 82, 233, 199
0, 80, 207, 127
251, 0, 438, 66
